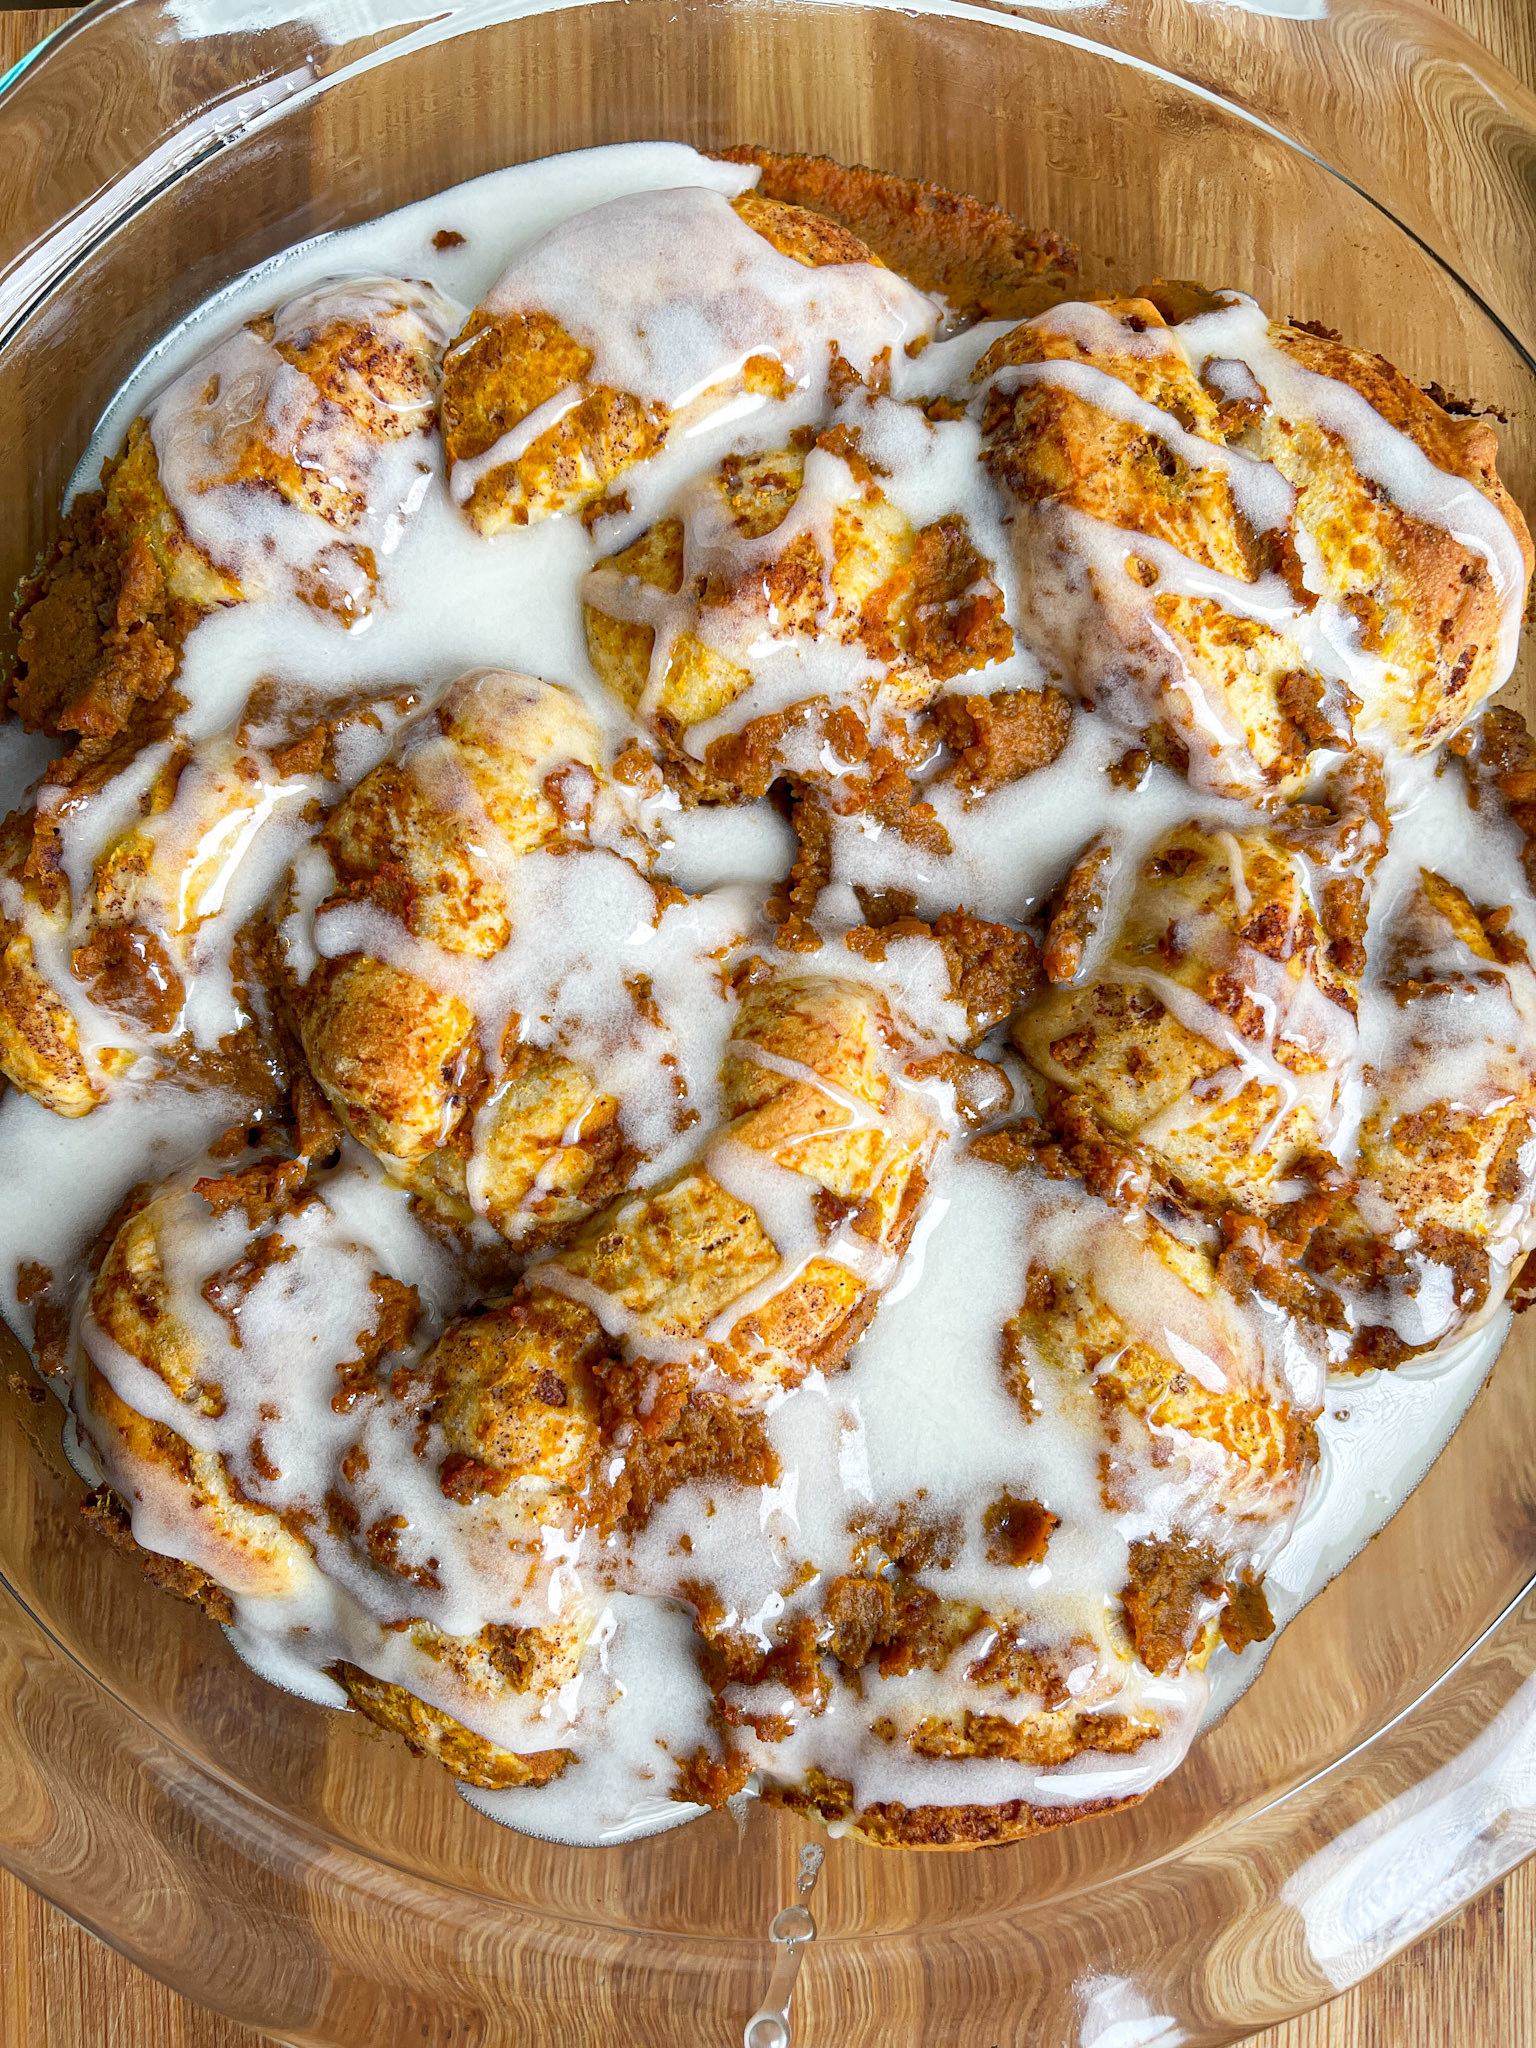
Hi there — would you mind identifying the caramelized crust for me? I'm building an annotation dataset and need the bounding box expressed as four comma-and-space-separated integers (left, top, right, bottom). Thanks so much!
80, 1481, 235, 1624
432, 973, 943, 1534
1119, 1535, 1224, 1677
333, 1660, 570, 1789
331, 1635, 575, 1792
0, 812, 98, 1115
760, 1772, 1141, 1848
1257, 321, 1532, 753
443, 310, 672, 534
979, 301, 1246, 565
9, 421, 223, 750
713, 147, 1079, 318
14, 279, 453, 747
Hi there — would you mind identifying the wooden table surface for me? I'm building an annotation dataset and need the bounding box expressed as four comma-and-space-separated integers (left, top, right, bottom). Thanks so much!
2, 0, 1535, 2041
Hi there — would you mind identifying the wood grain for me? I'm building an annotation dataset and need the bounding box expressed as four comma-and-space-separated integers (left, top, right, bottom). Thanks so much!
0, 1, 1533, 2043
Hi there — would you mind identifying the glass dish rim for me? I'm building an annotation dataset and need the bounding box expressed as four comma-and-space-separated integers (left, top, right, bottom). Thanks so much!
5, 0, 1536, 354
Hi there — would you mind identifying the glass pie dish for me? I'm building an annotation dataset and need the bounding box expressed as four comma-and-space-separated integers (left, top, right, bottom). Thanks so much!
1, 0, 1535, 2041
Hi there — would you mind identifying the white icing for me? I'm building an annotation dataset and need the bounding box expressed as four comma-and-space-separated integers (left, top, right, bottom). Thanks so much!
452, 184, 940, 512
149, 278, 461, 612
991, 355, 1297, 534
1171, 294, 1529, 687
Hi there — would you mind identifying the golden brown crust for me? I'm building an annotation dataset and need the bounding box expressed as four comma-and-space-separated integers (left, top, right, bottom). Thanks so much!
442, 312, 669, 533
759, 1769, 1143, 1847
1041, 837, 1113, 988
71, 1159, 603, 1794
441, 310, 593, 466
730, 189, 878, 269
713, 147, 1078, 317
79, 1481, 235, 1624
0, 918, 98, 1120
432, 1292, 603, 1502
280, 674, 630, 1241
76, 1353, 315, 1603
978, 302, 1262, 581
1273, 324, 1533, 549
1288, 865, 1536, 1366
980, 289, 1533, 784
329, 1659, 572, 1790
441, 194, 862, 534
1013, 1234, 1317, 1477
292, 954, 479, 1164
451, 974, 943, 1538
269, 293, 442, 444
1260, 327, 1530, 752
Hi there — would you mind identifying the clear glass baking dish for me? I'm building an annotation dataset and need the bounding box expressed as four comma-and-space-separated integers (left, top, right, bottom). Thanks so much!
1, 0, 1535, 2040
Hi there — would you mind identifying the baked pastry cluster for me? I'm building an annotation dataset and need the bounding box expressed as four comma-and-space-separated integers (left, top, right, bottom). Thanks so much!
3, 144, 1533, 1850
